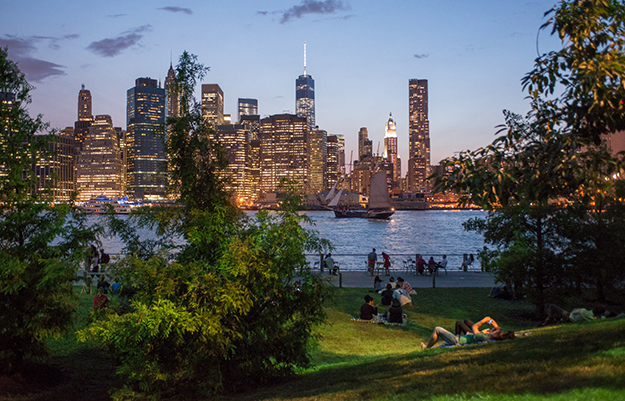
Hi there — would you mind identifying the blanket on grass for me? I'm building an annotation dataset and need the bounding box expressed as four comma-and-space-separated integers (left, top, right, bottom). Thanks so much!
350, 314, 407, 326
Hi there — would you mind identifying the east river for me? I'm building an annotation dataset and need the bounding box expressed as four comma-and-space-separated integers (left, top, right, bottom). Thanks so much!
96, 209, 488, 271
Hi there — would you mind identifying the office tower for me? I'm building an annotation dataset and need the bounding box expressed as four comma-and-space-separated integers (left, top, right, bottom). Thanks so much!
202, 84, 224, 126
238, 98, 258, 122
336, 134, 345, 175
115, 127, 128, 196
241, 115, 261, 201
74, 85, 94, 154
216, 123, 249, 202
33, 128, 75, 201
76, 115, 123, 201
408, 79, 430, 191
259, 114, 309, 195
384, 113, 399, 185
326, 135, 340, 190
296, 43, 315, 129
164, 62, 178, 118
127, 77, 167, 200
309, 127, 327, 193
78, 84, 93, 122
358, 127, 372, 161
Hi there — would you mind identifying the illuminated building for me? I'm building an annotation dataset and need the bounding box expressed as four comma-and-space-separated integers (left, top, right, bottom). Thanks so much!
384, 113, 399, 186
408, 78, 430, 191
74, 85, 93, 155
259, 114, 309, 195
309, 127, 327, 192
358, 127, 372, 160
34, 128, 75, 201
76, 115, 123, 201
238, 98, 258, 122
326, 135, 340, 189
164, 63, 178, 118
240, 114, 261, 202
126, 77, 167, 200
336, 134, 345, 176
216, 123, 250, 201
201, 84, 224, 126
296, 43, 315, 129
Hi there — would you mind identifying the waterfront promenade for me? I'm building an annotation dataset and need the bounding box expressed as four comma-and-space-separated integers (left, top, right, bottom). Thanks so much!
321, 270, 495, 288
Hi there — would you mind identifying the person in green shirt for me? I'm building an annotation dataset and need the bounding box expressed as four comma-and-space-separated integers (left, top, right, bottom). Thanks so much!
420, 316, 515, 349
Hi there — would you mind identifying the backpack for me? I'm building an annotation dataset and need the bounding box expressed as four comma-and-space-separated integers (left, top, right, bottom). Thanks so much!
101, 253, 110, 264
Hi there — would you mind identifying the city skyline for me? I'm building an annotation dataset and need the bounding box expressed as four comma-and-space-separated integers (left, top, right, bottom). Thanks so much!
1, 1, 561, 173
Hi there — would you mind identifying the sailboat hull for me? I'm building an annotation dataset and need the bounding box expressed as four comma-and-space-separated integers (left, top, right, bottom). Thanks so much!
333, 209, 394, 219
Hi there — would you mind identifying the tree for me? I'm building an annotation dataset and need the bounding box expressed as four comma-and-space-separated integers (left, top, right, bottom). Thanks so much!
0, 47, 96, 373
80, 52, 332, 398
437, 0, 625, 317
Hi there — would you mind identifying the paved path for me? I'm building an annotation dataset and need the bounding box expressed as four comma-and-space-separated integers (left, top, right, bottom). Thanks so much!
320, 270, 496, 288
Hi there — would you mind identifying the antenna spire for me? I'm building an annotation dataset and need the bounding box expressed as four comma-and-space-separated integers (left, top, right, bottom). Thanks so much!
304, 42, 307, 76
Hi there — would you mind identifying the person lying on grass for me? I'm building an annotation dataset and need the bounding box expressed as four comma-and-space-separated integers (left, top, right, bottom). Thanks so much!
455, 317, 501, 335
420, 316, 515, 349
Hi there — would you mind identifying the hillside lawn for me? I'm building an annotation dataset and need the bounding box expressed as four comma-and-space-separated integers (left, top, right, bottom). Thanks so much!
1, 286, 624, 400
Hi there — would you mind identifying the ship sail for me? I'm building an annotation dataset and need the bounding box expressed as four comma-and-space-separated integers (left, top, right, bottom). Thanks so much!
367, 172, 392, 210
327, 187, 344, 207
325, 181, 338, 201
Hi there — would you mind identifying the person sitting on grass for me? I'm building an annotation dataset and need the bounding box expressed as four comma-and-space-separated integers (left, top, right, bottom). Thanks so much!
387, 298, 403, 324
360, 294, 379, 321
373, 275, 383, 292
380, 284, 394, 305
421, 316, 514, 349
397, 277, 416, 295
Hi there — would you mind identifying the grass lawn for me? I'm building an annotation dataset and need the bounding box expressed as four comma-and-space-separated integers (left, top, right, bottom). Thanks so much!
2, 286, 624, 400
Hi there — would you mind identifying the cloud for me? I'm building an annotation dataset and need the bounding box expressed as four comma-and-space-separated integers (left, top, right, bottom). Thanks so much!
0, 35, 67, 82
86, 25, 152, 57
414, 53, 429, 59
157, 6, 192, 15
280, 0, 350, 24
257, 11, 268, 15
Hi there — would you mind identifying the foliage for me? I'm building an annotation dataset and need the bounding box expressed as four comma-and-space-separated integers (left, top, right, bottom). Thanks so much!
80, 51, 332, 398
436, 1, 625, 317
0, 47, 97, 373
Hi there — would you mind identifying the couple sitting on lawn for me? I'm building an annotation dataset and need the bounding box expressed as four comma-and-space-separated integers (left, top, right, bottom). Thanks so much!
421, 316, 515, 349
360, 295, 404, 324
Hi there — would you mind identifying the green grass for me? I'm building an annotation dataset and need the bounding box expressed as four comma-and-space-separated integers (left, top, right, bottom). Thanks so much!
2, 286, 624, 401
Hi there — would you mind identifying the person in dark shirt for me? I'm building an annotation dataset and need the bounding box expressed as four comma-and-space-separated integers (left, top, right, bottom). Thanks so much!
360, 295, 378, 320
380, 284, 393, 305
387, 298, 403, 323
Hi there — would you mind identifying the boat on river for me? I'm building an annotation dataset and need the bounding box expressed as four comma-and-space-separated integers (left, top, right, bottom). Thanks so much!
79, 195, 139, 214
330, 171, 395, 219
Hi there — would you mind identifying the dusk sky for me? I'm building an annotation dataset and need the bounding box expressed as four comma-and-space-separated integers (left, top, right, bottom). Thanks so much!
1, 0, 561, 173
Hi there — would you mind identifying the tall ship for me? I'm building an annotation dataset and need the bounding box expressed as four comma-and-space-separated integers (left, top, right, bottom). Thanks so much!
330, 171, 395, 219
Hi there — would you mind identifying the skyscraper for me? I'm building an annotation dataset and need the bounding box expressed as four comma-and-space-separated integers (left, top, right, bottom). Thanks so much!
78, 84, 93, 122
326, 135, 340, 190
75, 85, 94, 154
202, 84, 224, 126
164, 62, 178, 118
384, 113, 398, 186
296, 44, 315, 129
408, 79, 430, 191
76, 115, 122, 201
127, 77, 167, 200
259, 114, 309, 195
309, 127, 327, 193
358, 127, 372, 161
238, 98, 258, 122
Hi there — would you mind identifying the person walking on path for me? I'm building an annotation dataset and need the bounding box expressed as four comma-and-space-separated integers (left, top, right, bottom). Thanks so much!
367, 248, 378, 277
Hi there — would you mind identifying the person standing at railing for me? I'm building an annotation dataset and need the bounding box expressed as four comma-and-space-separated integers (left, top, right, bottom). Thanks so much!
382, 252, 391, 276
367, 248, 377, 277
